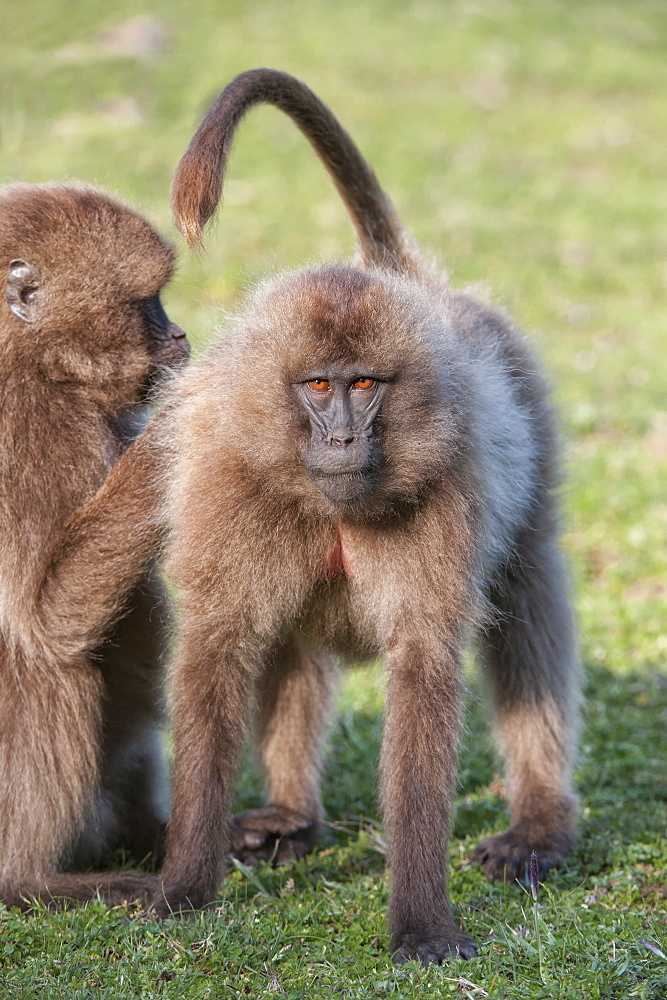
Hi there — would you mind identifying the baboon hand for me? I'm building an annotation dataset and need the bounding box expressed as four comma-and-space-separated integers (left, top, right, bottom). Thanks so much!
392, 927, 479, 966
229, 804, 317, 866
470, 823, 574, 883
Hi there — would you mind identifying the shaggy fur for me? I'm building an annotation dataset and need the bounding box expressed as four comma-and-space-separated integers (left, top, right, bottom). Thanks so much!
155, 69, 579, 965
0, 184, 188, 907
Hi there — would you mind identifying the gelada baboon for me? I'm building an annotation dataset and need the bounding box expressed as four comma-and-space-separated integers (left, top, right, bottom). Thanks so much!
155, 69, 579, 965
0, 184, 189, 908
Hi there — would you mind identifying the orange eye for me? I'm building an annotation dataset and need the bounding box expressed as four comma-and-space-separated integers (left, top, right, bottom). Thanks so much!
352, 378, 374, 391
307, 379, 331, 392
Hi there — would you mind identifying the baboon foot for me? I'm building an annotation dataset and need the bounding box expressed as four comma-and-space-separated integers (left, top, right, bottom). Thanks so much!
229, 804, 318, 866
470, 822, 574, 883
150, 882, 210, 919
392, 927, 479, 966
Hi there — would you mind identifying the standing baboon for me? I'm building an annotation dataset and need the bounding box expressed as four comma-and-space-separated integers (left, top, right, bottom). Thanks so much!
0, 184, 189, 907
155, 69, 579, 965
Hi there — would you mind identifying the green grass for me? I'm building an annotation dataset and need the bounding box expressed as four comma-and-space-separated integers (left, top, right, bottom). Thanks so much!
1, 0, 666, 996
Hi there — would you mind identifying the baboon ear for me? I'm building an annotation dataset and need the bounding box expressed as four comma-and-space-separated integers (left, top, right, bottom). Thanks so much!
6, 259, 41, 323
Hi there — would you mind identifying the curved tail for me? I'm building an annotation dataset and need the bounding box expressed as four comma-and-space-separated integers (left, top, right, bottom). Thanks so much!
172, 68, 417, 273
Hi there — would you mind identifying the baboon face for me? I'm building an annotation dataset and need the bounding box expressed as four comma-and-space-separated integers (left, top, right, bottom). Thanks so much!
238, 265, 458, 514
135, 294, 190, 394
293, 369, 389, 502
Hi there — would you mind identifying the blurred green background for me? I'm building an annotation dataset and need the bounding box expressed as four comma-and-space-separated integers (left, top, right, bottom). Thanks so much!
3, 0, 665, 674
1, 1, 666, 995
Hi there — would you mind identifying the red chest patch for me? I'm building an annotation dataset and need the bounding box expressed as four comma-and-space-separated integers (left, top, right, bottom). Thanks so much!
322, 529, 353, 581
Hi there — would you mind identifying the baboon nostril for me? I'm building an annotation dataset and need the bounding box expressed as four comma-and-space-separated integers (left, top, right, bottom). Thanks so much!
332, 428, 355, 446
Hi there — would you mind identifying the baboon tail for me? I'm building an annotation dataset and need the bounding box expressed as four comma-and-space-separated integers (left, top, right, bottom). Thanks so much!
172, 68, 417, 274
0, 871, 159, 911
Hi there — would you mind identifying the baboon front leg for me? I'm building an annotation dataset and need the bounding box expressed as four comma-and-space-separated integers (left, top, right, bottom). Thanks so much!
153, 637, 254, 916
381, 641, 478, 966
230, 641, 335, 866
472, 539, 579, 882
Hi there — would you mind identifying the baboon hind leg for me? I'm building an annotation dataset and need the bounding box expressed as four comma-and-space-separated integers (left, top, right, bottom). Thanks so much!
0, 657, 104, 902
472, 536, 579, 882
230, 641, 335, 866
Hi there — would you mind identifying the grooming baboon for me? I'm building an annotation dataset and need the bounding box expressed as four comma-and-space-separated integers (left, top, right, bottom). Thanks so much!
0, 184, 189, 908
155, 69, 579, 965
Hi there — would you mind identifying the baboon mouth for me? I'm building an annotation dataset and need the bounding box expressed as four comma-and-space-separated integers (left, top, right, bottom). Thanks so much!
309, 469, 377, 502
